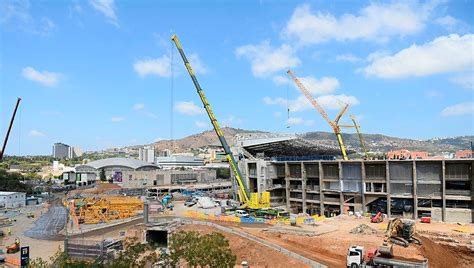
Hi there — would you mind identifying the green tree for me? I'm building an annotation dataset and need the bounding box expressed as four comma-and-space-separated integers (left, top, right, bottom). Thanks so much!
100, 168, 106, 182
162, 231, 236, 267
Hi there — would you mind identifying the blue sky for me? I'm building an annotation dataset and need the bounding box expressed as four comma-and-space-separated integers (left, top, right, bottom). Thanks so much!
1, 0, 473, 155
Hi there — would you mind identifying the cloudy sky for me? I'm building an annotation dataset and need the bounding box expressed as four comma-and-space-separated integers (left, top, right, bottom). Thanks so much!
1, 0, 473, 155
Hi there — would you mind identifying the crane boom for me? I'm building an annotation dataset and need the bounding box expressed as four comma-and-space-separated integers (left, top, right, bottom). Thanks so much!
287, 70, 349, 160
351, 115, 369, 159
171, 35, 250, 203
1, 97, 21, 161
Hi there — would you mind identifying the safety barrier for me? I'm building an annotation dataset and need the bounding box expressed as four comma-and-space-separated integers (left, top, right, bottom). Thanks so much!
5, 256, 21, 266
183, 211, 325, 225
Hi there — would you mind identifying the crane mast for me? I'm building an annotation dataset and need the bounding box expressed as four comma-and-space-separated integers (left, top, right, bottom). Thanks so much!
171, 35, 250, 203
287, 69, 349, 160
1, 97, 21, 161
350, 115, 369, 159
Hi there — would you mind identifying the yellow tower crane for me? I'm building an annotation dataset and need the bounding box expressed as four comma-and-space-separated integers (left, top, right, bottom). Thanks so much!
287, 69, 350, 160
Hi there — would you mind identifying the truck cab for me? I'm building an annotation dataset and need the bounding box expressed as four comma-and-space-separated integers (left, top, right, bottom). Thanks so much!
347, 246, 364, 268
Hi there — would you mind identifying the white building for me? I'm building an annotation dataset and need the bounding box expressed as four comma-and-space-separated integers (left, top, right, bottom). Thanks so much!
0, 191, 26, 208
139, 146, 155, 163
155, 155, 204, 169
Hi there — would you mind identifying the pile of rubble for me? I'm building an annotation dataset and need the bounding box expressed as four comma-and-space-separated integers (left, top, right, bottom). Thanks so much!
349, 224, 377, 235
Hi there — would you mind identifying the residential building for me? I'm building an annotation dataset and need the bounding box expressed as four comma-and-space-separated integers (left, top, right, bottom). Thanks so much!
0, 191, 26, 208
139, 146, 155, 163
387, 149, 429, 160
52, 142, 82, 159
456, 150, 472, 159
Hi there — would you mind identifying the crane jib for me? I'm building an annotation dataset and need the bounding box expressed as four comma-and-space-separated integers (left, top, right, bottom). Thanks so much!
171, 35, 250, 202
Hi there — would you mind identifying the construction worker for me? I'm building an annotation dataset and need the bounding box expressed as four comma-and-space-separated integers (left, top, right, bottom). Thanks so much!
7, 227, 11, 236
15, 237, 20, 245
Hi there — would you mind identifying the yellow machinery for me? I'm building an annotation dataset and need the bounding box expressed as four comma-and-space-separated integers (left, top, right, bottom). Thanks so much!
287, 70, 350, 160
171, 34, 269, 209
337, 100, 369, 159
74, 196, 143, 224
379, 218, 422, 257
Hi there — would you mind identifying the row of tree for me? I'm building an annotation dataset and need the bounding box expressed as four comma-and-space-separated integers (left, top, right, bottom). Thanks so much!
29, 230, 237, 267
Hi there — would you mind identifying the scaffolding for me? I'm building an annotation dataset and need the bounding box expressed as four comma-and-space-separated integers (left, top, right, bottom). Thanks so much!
73, 196, 143, 225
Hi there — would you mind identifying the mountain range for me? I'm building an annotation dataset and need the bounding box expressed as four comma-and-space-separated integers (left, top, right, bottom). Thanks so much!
151, 127, 472, 155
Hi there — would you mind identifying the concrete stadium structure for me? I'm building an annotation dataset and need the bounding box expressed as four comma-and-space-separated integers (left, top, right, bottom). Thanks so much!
236, 138, 473, 223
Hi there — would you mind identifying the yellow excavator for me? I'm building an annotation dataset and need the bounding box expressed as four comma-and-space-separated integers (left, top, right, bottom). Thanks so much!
379, 218, 422, 257
171, 35, 269, 209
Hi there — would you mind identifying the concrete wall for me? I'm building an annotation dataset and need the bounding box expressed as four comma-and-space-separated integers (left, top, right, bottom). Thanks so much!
445, 208, 473, 223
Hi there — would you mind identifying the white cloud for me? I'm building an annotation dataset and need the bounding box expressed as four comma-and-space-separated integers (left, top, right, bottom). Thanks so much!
89, 0, 118, 26
188, 53, 208, 75
222, 116, 243, 127
264, 94, 359, 112
174, 101, 204, 116
272, 74, 340, 95
336, 54, 362, 63
134, 55, 171, 77
133, 103, 145, 110
22, 67, 60, 87
28, 129, 45, 137
441, 102, 474, 116
235, 41, 300, 77
284, 2, 434, 45
111, 116, 125, 122
451, 74, 474, 90
0, 1, 56, 36
195, 121, 208, 128
363, 34, 474, 79
287, 117, 314, 126
274, 111, 282, 118
434, 15, 459, 31
299, 76, 340, 95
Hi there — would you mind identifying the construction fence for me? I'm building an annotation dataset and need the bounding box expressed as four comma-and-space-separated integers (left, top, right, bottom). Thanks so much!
183, 211, 325, 225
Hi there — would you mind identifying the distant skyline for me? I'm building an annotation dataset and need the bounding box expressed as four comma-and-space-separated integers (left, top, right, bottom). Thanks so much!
1, 0, 473, 155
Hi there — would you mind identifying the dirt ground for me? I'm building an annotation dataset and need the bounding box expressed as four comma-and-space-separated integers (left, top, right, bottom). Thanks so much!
215, 215, 474, 268
179, 224, 311, 268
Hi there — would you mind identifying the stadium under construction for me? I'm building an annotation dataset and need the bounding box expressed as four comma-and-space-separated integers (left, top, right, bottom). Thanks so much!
235, 136, 473, 223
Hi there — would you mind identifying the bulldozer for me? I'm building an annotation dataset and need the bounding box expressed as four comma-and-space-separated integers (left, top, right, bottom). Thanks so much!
379, 218, 422, 257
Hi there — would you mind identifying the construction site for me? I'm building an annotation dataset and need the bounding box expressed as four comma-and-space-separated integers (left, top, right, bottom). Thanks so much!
1, 9, 473, 268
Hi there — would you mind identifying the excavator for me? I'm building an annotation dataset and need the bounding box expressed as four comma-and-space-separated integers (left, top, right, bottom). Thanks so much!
0, 97, 21, 161
171, 35, 269, 209
379, 218, 422, 257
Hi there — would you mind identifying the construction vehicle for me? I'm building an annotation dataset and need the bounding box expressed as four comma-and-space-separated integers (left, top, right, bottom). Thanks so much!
370, 212, 384, 223
347, 245, 428, 268
171, 34, 270, 209
287, 70, 350, 160
6, 238, 20, 254
379, 218, 422, 257
0, 97, 21, 161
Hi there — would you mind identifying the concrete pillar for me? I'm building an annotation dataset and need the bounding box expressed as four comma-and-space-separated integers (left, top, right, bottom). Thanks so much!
301, 162, 307, 214
361, 161, 366, 213
144, 202, 149, 224
386, 160, 391, 218
413, 160, 418, 219
339, 161, 344, 214
285, 162, 291, 211
442, 160, 446, 222
319, 162, 325, 215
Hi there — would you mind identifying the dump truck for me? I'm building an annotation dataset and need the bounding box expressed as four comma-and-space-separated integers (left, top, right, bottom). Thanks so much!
347, 245, 428, 268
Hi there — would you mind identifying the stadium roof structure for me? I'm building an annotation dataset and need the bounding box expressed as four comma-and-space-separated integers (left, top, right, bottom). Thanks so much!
80, 157, 159, 170
238, 136, 352, 158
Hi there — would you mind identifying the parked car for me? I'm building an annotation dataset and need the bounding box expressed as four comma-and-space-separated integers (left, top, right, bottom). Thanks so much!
235, 210, 249, 218
184, 199, 197, 207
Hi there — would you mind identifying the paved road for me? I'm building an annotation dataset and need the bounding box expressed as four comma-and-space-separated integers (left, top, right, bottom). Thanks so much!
24, 199, 67, 240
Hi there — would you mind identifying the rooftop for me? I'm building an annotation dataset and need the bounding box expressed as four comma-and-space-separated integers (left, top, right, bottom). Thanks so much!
0, 191, 25, 196
238, 136, 348, 158
80, 157, 159, 170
